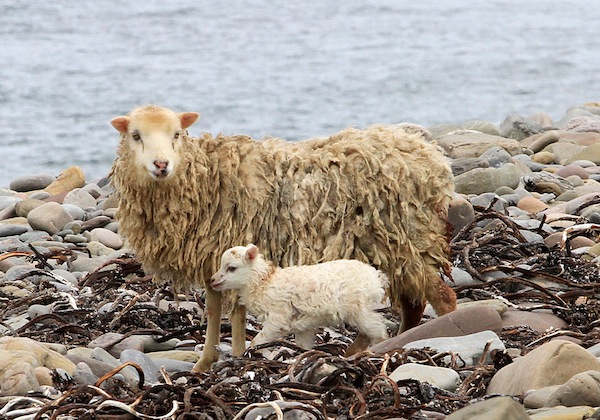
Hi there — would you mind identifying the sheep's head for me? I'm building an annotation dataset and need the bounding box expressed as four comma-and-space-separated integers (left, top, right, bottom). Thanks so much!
111, 105, 200, 180
210, 244, 263, 291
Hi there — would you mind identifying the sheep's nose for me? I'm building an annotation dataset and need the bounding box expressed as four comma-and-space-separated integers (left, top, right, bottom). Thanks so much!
153, 160, 169, 176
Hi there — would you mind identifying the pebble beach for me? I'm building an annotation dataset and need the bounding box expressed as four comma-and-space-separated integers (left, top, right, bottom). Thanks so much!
1, 103, 600, 419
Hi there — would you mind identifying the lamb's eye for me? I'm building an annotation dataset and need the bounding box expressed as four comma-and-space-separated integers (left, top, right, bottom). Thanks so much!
227, 266, 237, 273
132, 132, 141, 142
174, 131, 180, 140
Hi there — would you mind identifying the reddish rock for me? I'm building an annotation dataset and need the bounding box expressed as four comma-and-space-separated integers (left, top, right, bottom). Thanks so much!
369, 306, 502, 354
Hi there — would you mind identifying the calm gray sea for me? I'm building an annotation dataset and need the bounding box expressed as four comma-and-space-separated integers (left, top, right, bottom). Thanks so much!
1, 1, 599, 186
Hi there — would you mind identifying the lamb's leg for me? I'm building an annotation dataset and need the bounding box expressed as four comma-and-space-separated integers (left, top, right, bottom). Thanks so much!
192, 284, 222, 373
251, 321, 285, 347
345, 333, 371, 356
294, 329, 315, 350
230, 298, 247, 357
399, 294, 426, 332
346, 309, 388, 355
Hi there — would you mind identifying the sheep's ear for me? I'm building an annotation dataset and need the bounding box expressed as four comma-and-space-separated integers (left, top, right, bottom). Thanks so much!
180, 112, 200, 129
245, 245, 259, 264
111, 116, 130, 133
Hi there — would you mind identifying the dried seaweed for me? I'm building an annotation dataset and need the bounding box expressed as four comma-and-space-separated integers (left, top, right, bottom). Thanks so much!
3, 206, 600, 418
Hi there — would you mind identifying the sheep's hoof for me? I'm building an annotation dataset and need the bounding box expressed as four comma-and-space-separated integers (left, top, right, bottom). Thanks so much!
191, 358, 214, 373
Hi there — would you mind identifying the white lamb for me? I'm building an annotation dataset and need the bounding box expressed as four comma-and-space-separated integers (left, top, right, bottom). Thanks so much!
210, 244, 389, 349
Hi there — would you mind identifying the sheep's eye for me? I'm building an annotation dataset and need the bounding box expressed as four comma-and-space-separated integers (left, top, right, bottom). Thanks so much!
226, 266, 237, 273
174, 131, 180, 140
132, 132, 141, 142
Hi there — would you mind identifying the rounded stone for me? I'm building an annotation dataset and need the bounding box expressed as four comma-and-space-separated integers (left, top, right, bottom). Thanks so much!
44, 166, 86, 196
0, 361, 41, 396
480, 146, 513, 168
446, 396, 529, 420
389, 363, 460, 391
448, 193, 474, 237
525, 130, 560, 153
487, 340, 600, 396
517, 196, 548, 213
0, 224, 30, 238
0, 196, 22, 211
556, 164, 590, 180
453, 164, 525, 195
531, 151, 556, 164
546, 370, 600, 407
14, 199, 45, 217
9, 174, 56, 192
90, 227, 123, 250
63, 188, 97, 210
62, 203, 86, 221
27, 202, 74, 235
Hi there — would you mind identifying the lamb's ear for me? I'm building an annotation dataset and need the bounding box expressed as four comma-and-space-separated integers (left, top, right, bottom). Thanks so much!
245, 245, 259, 264
111, 116, 130, 133
180, 112, 200, 129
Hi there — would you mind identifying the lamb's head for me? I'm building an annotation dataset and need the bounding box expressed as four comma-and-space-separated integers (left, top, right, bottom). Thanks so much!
111, 105, 200, 180
210, 244, 267, 292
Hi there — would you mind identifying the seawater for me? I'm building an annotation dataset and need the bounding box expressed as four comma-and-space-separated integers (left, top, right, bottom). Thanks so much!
1, 0, 599, 185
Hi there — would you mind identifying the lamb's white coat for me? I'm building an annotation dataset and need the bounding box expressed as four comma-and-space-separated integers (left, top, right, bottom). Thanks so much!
211, 244, 389, 349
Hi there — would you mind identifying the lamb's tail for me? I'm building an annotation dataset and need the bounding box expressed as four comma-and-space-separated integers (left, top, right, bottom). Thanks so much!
377, 271, 390, 303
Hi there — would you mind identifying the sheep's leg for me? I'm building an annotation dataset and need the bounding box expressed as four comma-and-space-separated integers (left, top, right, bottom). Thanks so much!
294, 330, 315, 350
230, 298, 247, 357
399, 294, 426, 332
427, 276, 457, 316
192, 285, 223, 373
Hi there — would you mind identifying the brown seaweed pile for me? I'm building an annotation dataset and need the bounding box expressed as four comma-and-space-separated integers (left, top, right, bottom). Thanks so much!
2, 206, 600, 418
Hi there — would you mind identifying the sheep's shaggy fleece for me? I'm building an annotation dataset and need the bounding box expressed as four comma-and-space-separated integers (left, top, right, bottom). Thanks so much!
111, 105, 454, 318
211, 244, 389, 348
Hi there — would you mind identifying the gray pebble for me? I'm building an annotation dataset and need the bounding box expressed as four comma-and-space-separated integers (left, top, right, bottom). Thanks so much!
500, 113, 544, 140
120, 349, 160, 384
64, 220, 83, 234
470, 193, 508, 212
90, 227, 123, 249
19, 230, 52, 243
444, 266, 476, 287
0, 196, 22, 211
73, 362, 99, 386
82, 183, 103, 199
403, 330, 506, 367
52, 269, 78, 286
148, 358, 196, 374
62, 203, 86, 221
64, 234, 88, 244
28, 191, 52, 200
28, 304, 53, 319
480, 146, 513, 168
9, 173, 56, 192
4, 265, 39, 282
104, 221, 119, 233
63, 188, 98, 210
389, 363, 461, 391
0, 224, 30, 237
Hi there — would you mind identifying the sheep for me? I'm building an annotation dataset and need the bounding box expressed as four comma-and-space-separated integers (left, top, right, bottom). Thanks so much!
211, 244, 389, 349
109, 105, 456, 372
